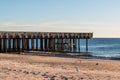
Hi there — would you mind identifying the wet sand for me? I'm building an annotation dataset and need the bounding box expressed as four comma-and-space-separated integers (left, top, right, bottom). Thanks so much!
0, 53, 120, 80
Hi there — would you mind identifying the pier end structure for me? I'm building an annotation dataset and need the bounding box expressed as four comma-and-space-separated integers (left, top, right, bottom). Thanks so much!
0, 31, 93, 53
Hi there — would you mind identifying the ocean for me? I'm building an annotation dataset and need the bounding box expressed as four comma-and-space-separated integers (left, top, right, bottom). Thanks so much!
29, 38, 120, 58
80, 38, 120, 58
4, 38, 120, 59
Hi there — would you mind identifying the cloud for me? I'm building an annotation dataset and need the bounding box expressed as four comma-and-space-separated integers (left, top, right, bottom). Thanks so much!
1, 21, 119, 27
0, 21, 120, 37
0, 21, 63, 27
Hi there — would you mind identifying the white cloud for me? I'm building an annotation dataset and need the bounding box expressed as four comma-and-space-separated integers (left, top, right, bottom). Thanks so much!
0, 21, 120, 38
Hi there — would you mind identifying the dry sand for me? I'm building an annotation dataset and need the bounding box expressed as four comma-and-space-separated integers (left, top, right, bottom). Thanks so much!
0, 53, 120, 80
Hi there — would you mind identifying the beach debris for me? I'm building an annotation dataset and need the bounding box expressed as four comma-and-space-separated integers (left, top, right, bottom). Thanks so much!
41, 73, 47, 77
50, 75, 56, 80
2, 67, 9, 70
80, 77, 84, 80
61, 66, 66, 69
13, 69, 17, 72
23, 70, 29, 74
31, 71, 40, 75
75, 66, 80, 72
60, 75, 68, 80
18, 69, 22, 72
96, 63, 99, 65
41, 72, 57, 80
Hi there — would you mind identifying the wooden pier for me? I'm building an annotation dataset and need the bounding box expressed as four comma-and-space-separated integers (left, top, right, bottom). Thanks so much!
0, 31, 93, 53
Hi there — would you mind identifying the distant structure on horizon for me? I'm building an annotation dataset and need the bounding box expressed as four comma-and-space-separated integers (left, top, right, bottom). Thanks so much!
0, 31, 93, 53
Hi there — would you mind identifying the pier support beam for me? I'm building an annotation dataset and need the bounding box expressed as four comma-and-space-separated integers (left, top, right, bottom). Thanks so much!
0, 39, 1, 52
49, 38, 55, 51
15, 39, 18, 51
19, 39, 22, 52
57, 39, 59, 51
22, 38, 24, 52
56, 38, 58, 51
8, 38, 11, 52
78, 39, 80, 52
44, 38, 47, 51
70, 38, 72, 52
27, 38, 29, 50
24, 39, 27, 50
40, 38, 43, 51
47, 39, 49, 51
4, 38, 7, 53
13, 38, 17, 52
13, 39, 15, 51
73, 39, 75, 52
53, 38, 56, 51
36, 39, 38, 50
57, 39, 60, 51
86, 39, 88, 52
17, 38, 21, 52
32, 39, 34, 50
61, 38, 64, 52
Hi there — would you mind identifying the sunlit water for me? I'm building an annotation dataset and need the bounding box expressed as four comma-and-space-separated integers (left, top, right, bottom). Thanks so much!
80, 38, 120, 58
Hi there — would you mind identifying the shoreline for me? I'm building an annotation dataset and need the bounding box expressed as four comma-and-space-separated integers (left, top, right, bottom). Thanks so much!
19, 51, 120, 61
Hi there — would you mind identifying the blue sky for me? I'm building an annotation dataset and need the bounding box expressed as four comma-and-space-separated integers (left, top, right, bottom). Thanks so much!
0, 0, 120, 37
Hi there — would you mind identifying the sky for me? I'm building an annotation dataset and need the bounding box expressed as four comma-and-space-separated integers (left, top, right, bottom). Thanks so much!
0, 0, 120, 38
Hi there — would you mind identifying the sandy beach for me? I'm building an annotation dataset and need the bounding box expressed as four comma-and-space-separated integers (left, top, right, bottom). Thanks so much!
0, 53, 120, 80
